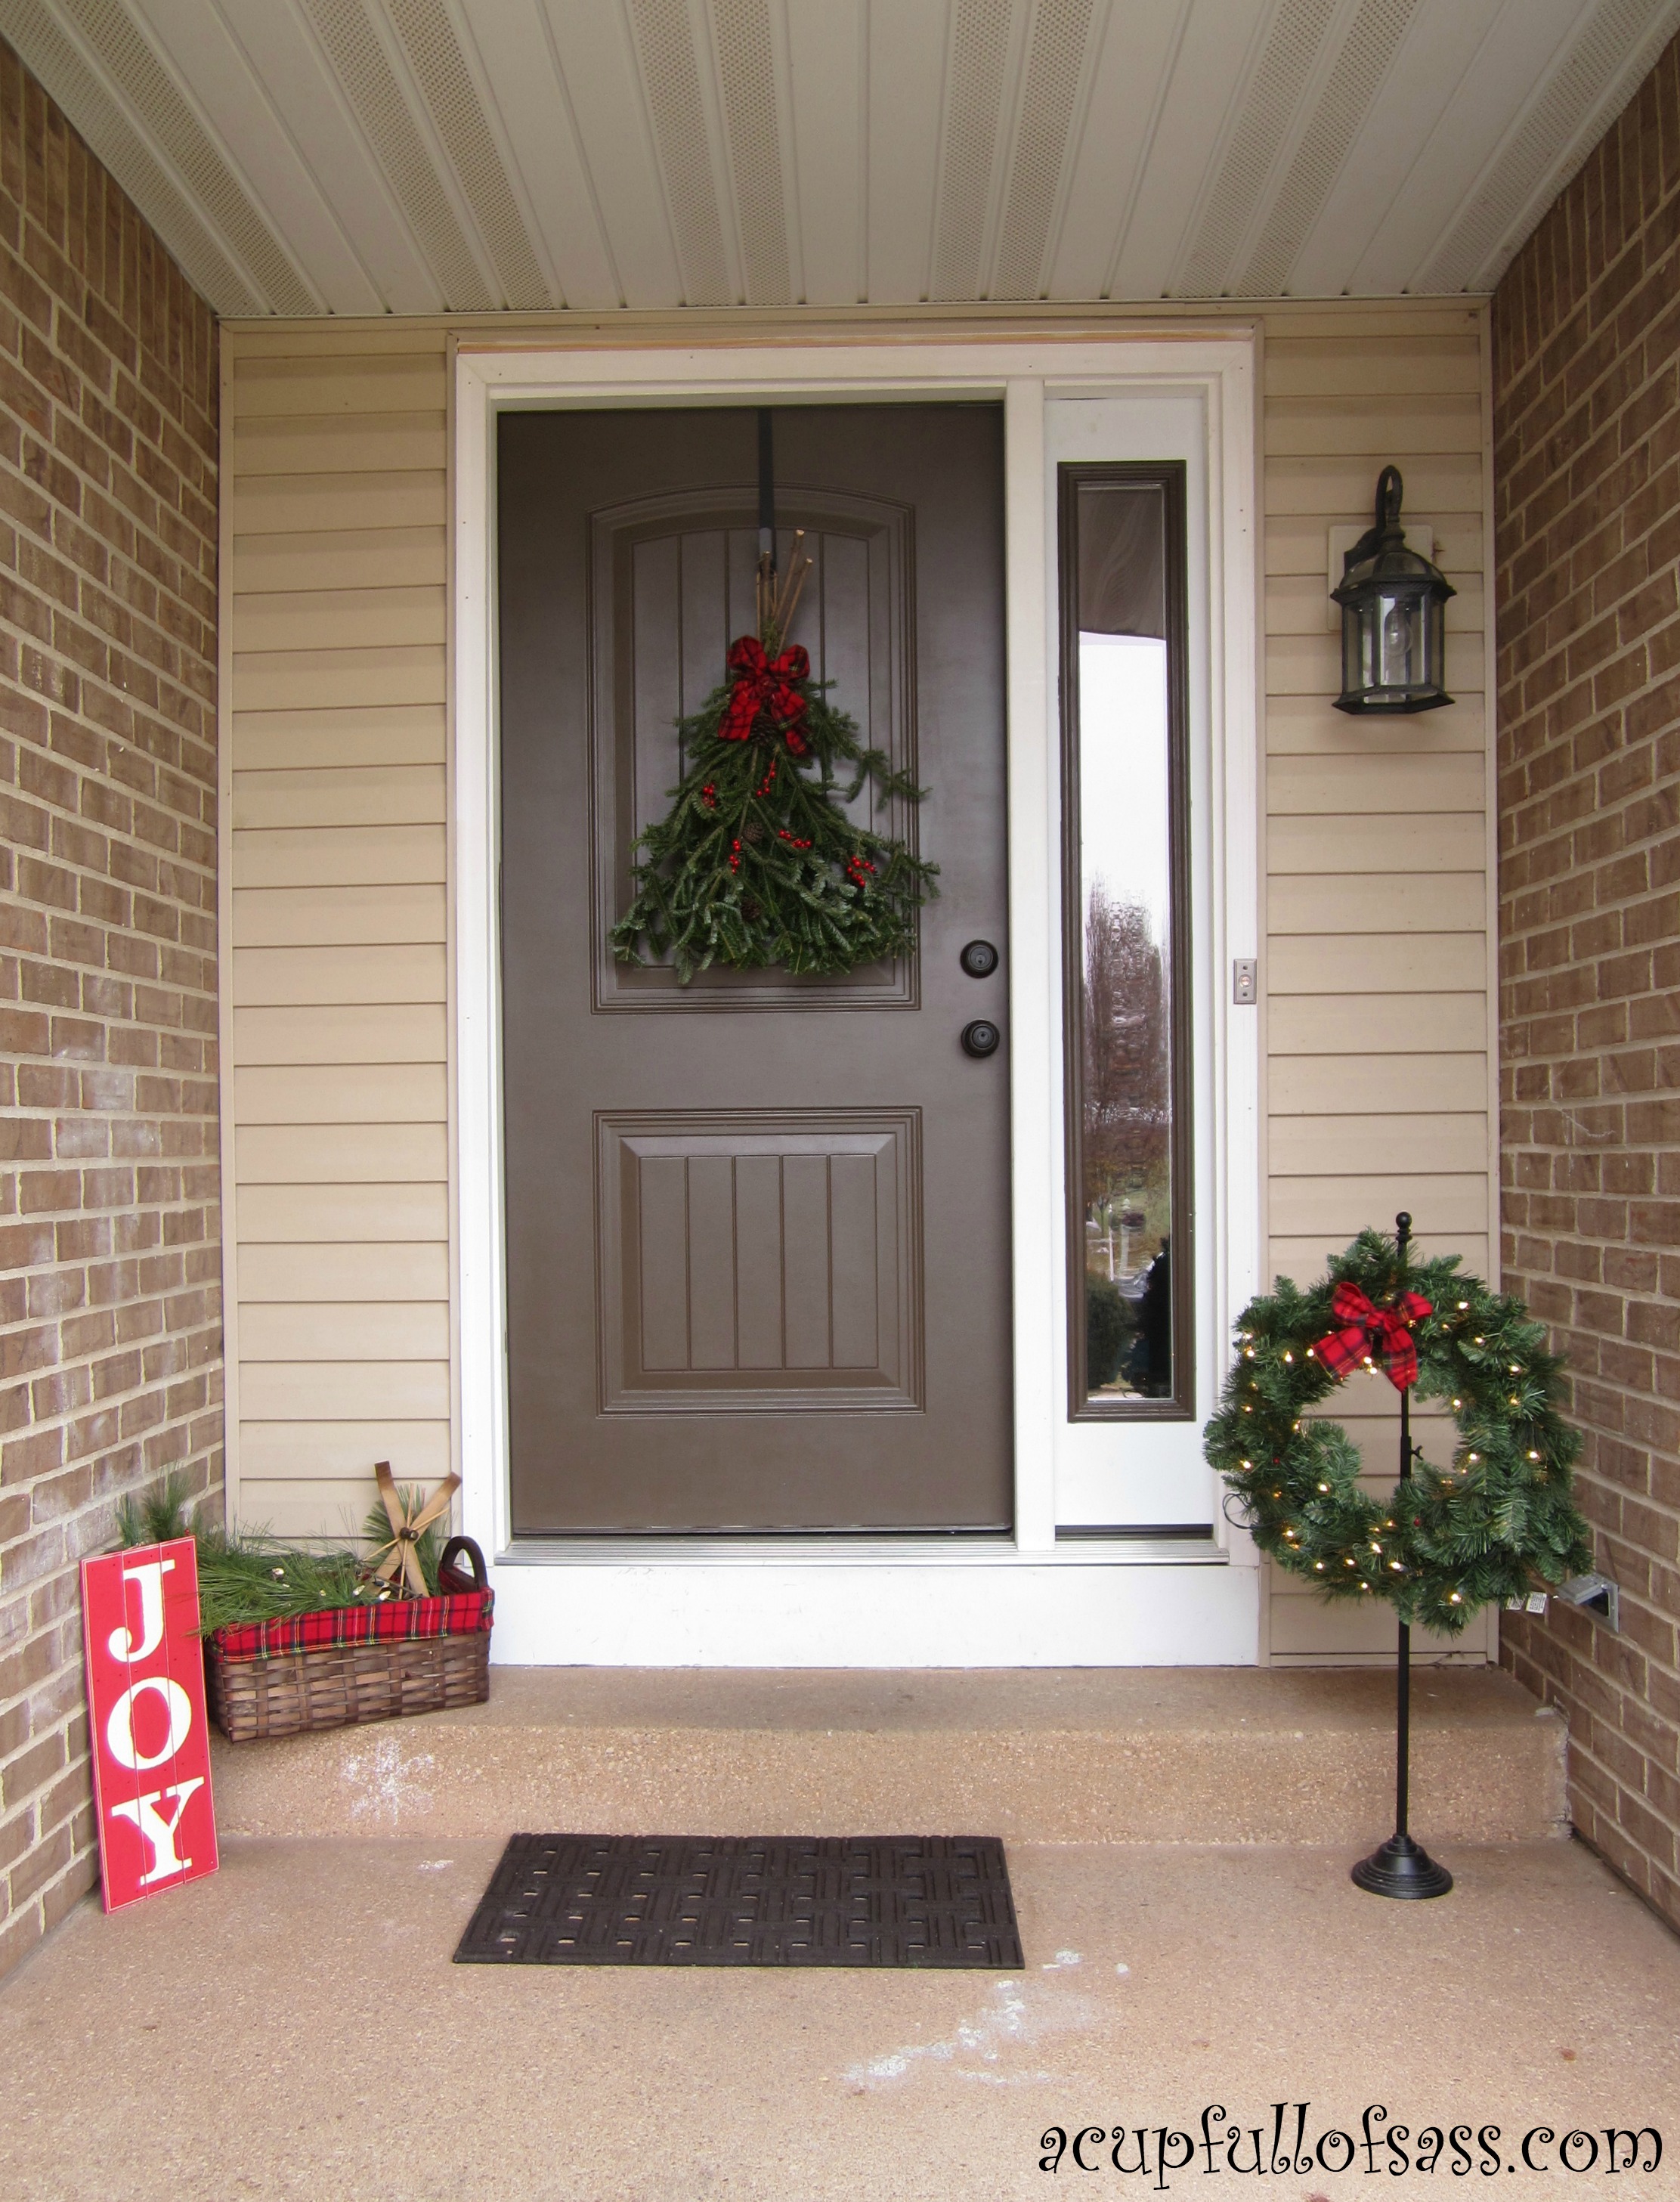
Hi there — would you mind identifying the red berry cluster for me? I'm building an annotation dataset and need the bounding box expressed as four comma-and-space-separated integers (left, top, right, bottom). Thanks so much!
844, 854, 877, 889
777, 828, 812, 850
700, 783, 717, 810
753, 758, 778, 799
729, 837, 742, 874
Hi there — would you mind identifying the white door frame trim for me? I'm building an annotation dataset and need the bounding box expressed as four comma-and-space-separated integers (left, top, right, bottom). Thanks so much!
452, 334, 1261, 1665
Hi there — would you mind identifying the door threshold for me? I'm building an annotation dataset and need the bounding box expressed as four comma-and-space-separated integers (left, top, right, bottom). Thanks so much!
496, 1534, 1229, 1567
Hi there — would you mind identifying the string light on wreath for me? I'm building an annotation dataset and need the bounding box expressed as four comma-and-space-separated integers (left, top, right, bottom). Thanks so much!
1205, 1226, 1591, 1635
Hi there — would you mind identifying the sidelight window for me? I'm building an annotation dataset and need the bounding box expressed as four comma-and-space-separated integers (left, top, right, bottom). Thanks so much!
1059, 464, 1193, 1419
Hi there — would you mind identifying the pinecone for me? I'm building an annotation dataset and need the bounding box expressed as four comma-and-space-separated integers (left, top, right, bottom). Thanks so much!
741, 895, 763, 922
742, 821, 765, 844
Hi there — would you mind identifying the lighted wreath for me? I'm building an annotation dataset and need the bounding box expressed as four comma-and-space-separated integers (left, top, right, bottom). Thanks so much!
1205, 1228, 1591, 1634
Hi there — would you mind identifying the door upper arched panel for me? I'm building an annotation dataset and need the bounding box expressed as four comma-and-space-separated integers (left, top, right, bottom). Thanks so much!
589, 485, 920, 1010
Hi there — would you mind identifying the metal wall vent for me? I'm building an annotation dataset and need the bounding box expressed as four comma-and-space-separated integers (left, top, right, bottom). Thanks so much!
388, 0, 552, 311
1421, 0, 1680, 294
1177, 0, 1338, 299
629, 0, 732, 307
303, 0, 492, 312
992, 0, 1094, 302
0, 0, 258, 314
712, 0, 791, 307
49, 0, 314, 314
1237, 0, 1419, 296
933, 0, 1016, 301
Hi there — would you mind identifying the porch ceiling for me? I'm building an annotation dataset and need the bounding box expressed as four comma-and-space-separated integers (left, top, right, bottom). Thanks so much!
3, 0, 1675, 318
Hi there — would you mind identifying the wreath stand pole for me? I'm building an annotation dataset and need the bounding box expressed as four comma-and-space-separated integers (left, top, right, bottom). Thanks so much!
1351, 1212, 1455, 1901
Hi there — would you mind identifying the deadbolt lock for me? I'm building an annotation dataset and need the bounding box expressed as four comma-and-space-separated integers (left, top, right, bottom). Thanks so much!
960, 939, 1000, 978
961, 1019, 1001, 1058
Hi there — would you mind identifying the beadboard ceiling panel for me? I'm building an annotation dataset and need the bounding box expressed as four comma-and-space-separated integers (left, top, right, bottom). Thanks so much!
203, 0, 447, 312
865, 0, 949, 306
5, 0, 1677, 314
449, 0, 617, 307
538, 0, 683, 306
784, 0, 862, 307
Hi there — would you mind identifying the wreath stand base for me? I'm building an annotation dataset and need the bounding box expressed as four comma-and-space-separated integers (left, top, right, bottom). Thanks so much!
1350, 1217, 1453, 1902
1352, 1830, 1455, 1900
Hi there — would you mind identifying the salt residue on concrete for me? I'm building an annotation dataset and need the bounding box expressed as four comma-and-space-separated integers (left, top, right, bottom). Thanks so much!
843, 1974, 1099, 2093
339, 1737, 437, 1828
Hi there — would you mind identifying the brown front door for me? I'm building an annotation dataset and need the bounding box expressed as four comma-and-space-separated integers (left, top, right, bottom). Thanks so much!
497, 404, 1010, 1533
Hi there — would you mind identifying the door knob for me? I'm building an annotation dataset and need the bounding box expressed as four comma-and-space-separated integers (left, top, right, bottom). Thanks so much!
960, 939, 999, 977
961, 1019, 1001, 1058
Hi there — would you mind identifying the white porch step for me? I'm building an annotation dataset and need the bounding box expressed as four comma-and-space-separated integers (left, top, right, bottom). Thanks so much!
209, 1666, 1567, 1847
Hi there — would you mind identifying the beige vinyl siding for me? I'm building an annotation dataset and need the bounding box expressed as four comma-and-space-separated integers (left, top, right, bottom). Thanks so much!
1261, 308, 1496, 1663
220, 306, 1497, 1661
224, 339, 450, 1538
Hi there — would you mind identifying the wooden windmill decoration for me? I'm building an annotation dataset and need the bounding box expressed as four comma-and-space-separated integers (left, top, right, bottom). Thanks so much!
368, 1460, 459, 1597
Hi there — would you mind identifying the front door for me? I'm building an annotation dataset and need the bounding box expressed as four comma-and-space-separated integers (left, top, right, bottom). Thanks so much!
497, 404, 1010, 1533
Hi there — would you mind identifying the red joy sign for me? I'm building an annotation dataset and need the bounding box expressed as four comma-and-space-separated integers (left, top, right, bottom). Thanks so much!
81, 1537, 218, 1910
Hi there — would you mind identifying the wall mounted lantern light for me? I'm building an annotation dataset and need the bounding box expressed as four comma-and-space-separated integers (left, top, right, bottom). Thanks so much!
1332, 466, 1454, 714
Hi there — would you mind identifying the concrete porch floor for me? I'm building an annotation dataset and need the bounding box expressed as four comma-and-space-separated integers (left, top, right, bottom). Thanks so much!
4, 1835, 1675, 2202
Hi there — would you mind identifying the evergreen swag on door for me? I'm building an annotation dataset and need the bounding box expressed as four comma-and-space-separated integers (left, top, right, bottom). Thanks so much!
610, 539, 938, 981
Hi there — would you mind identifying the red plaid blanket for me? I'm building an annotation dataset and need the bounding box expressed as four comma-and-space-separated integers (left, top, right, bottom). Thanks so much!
211, 1587, 493, 1663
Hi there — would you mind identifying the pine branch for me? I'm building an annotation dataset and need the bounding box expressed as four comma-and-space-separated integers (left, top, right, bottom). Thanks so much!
611, 661, 939, 980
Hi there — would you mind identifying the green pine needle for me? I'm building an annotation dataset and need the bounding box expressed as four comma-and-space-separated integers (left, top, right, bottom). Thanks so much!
360, 1490, 444, 1597
190, 1538, 376, 1637
114, 1470, 441, 1634
115, 1468, 196, 1550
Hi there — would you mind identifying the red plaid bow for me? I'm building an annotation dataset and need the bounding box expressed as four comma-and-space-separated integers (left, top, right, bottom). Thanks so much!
1315, 1281, 1432, 1390
720, 634, 809, 751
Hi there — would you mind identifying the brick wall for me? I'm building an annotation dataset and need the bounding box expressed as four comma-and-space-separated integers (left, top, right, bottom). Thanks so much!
1494, 35, 1680, 1933
0, 46, 219, 1977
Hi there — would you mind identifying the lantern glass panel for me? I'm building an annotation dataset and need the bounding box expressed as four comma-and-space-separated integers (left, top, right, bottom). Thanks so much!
1376, 590, 1425, 691
1341, 604, 1366, 698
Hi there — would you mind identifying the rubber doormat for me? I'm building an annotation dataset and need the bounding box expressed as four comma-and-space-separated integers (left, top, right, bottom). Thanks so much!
453, 1833, 1024, 1968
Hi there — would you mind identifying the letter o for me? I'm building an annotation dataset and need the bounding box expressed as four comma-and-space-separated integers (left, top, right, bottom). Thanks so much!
1560, 2132, 1598, 2173
106, 1676, 192, 1771
1316, 2132, 1355, 2174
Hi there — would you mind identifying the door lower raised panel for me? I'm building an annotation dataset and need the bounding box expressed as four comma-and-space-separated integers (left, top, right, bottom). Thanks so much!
599, 1109, 922, 1413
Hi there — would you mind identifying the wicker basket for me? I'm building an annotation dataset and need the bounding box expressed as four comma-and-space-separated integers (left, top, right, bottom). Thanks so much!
206, 1535, 493, 1743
